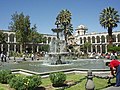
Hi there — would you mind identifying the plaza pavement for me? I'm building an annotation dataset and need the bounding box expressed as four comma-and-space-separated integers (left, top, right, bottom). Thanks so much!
104, 86, 120, 90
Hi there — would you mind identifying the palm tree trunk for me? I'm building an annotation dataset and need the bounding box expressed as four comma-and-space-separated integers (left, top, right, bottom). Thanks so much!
108, 27, 113, 45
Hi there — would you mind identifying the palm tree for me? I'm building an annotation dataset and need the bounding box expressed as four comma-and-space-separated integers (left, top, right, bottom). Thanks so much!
82, 41, 91, 53
56, 9, 73, 45
100, 7, 120, 45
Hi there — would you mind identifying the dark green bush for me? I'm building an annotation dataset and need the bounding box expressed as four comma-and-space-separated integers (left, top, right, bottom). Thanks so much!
9, 75, 26, 90
0, 69, 12, 84
7, 74, 16, 83
9, 74, 41, 90
26, 75, 42, 90
49, 72, 66, 87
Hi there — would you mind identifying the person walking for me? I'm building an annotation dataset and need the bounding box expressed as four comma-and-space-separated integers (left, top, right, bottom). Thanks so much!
31, 53, 34, 61
107, 56, 120, 87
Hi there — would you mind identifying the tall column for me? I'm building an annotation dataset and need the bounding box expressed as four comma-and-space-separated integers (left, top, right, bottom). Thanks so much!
14, 44, 16, 52
95, 37, 97, 44
105, 35, 107, 44
82, 37, 84, 44
105, 45, 107, 53
8, 34, 10, 43
37, 46, 39, 52
1, 44, 3, 52
91, 45, 93, 52
95, 45, 97, 53
100, 45, 102, 53
86, 39, 88, 53
14, 35, 16, 43
91, 37, 93, 52
8, 44, 10, 53
116, 34, 118, 43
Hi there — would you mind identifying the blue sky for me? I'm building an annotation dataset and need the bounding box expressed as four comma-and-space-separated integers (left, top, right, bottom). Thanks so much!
0, 0, 120, 34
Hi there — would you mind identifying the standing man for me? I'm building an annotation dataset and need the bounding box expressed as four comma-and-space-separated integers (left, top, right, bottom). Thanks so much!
31, 53, 34, 61
108, 57, 120, 87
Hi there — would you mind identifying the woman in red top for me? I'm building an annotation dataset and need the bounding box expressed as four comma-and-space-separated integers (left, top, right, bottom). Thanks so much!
108, 57, 120, 87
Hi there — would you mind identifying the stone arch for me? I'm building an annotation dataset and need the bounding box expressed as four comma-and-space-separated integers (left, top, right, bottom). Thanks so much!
80, 38, 82, 44
101, 35, 105, 43
10, 44, 14, 51
102, 45, 105, 53
88, 46, 91, 52
84, 37, 86, 43
92, 45, 95, 52
48, 37, 51, 44
53, 37, 56, 40
4, 33, 8, 42
97, 45, 100, 52
92, 36, 95, 43
96, 36, 100, 43
3, 44, 8, 54
43, 37, 47, 43
117, 34, 120, 42
106, 35, 109, 42
88, 37, 91, 43
9, 34, 14, 42
112, 34, 116, 42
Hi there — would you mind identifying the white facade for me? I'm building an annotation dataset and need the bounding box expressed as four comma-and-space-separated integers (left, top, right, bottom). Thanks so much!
1, 26, 120, 54
72, 25, 120, 53
0, 30, 57, 54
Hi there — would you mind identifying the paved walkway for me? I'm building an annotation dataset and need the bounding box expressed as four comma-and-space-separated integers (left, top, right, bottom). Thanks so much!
104, 86, 120, 90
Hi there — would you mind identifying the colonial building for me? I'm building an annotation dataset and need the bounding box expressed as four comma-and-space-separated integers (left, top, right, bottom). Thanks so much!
0, 30, 56, 54
1, 25, 120, 54
69, 25, 120, 53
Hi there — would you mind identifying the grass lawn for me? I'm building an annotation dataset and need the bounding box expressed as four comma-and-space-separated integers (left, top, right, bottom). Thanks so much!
41, 73, 116, 90
0, 73, 116, 90
0, 83, 14, 90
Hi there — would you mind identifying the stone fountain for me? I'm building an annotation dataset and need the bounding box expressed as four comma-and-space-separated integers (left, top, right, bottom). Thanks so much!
43, 27, 70, 65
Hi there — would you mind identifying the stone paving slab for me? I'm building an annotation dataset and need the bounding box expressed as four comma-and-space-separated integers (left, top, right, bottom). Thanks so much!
104, 86, 120, 90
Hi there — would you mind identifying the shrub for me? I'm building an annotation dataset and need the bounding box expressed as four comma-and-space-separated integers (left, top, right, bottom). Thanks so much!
9, 75, 24, 90
49, 72, 66, 87
7, 74, 16, 84
9, 74, 41, 90
0, 69, 12, 84
26, 75, 42, 90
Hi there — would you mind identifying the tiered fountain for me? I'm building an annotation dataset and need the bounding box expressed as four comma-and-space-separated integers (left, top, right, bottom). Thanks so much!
43, 26, 70, 65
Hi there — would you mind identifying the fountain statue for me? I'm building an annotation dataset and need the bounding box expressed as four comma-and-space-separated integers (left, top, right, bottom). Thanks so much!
43, 26, 70, 65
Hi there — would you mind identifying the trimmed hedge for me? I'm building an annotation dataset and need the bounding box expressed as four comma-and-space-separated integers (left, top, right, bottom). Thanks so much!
9, 74, 41, 90
49, 71, 66, 87
0, 69, 12, 84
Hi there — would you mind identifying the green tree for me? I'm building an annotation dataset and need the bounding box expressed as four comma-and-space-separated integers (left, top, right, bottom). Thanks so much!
108, 45, 120, 52
29, 24, 43, 43
82, 41, 91, 53
28, 25, 46, 53
56, 9, 73, 46
0, 30, 6, 44
9, 12, 36, 52
100, 7, 120, 44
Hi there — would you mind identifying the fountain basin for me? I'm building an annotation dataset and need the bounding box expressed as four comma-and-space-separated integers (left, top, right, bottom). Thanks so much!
0, 59, 109, 73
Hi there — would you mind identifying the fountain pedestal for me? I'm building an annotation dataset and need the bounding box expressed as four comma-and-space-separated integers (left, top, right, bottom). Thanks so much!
44, 27, 70, 65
